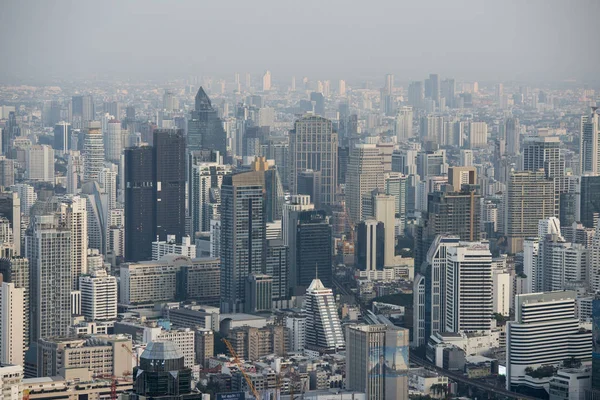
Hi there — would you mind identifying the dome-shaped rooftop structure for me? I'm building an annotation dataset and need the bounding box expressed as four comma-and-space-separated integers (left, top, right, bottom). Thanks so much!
140, 341, 183, 361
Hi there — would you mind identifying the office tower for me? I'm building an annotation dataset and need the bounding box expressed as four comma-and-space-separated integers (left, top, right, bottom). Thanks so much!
154, 129, 186, 241
1, 111, 19, 155
0, 257, 29, 349
522, 136, 564, 178
79, 268, 117, 321
428, 74, 440, 105
538, 234, 587, 292
427, 187, 481, 240
0, 282, 24, 365
408, 81, 424, 109
364, 193, 396, 266
338, 79, 346, 96
119, 257, 220, 306
251, 157, 284, 223
262, 70, 272, 91
71, 95, 94, 124
310, 92, 325, 116
98, 166, 117, 211
447, 166, 477, 191
0, 157, 14, 188
458, 149, 473, 167
522, 218, 561, 293
25, 145, 54, 182
282, 194, 314, 246
445, 241, 492, 333
581, 108, 599, 175
579, 175, 600, 229
83, 121, 104, 182
346, 144, 384, 223
507, 291, 591, 391
356, 219, 385, 271
289, 115, 338, 206
26, 214, 72, 342
62, 196, 88, 289
103, 119, 123, 162
394, 106, 413, 141
53, 121, 71, 155
220, 170, 265, 313
385, 172, 407, 231
124, 145, 155, 261
420, 115, 444, 142
266, 238, 289, 307
468, 121, 488, 148
103, 101, 120, 118
304, 277, 345, 353
441, 78, 456, 108
288, 209, 332, 292
187, 87, 227, 155
43, 100, 62, 127
189, 162, 231, 234
346, 324, 409, 400
162, 90, 176, 112
65, 151, 83, 194
0, 192, 20, 256
296, 169, 321, 208
244, 274, 273, 313
504, 117, 520, 155
505, 171, 557, 253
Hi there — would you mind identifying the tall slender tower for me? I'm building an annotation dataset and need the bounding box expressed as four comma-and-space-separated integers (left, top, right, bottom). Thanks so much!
289, 116, 338, 206
394, 106, 413, 141
220, 170, 266, 313
581, 108, 599, 175
346, 144, 384, 223
83, 121, 104, 182
0, 282, 24, 365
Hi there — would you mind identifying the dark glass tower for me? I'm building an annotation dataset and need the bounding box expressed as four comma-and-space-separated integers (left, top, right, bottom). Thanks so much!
220, 170, 266, 313
580, 175, 600, 229
154, 129, 186, 242
187, 87, 227, 155
124, 145, 155, 261
130, 341, 202, 400
288, 210, 332, 292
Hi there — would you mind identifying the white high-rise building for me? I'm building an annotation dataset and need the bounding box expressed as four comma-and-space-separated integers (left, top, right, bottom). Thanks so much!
445, 241, 493, 333
99, 166, 118, 211
492, 266, 510, 317
538, 234, 588, 292
506, 291, 591, 391
580, 108, 599, 175
262, 70, 272, 91
11, 183, 36, 216
338, 79, 346, 96
394, 106, 413, 141
285, 314, 306, 353
304, 278, 345, 353
374, 194, 396, 266
282, 195, 314, 247
460, 149, 474, 167
66, 150, 84, 194
346, 144, 385, 223
189, 163, 231, 234
25, 145, 54, 182
469, 121, 488, 149
0, 282, 24, 366
79, 269, 117, 322
83, 121, 105, 182
62, 196, 88, 289
104, 119, 123, 162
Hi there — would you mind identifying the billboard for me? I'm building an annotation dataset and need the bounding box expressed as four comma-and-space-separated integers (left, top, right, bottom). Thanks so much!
216, 392, 245, 400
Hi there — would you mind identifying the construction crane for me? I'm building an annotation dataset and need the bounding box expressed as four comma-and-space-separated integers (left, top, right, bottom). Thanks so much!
122, 343, 139, 367
93, 374, 118, 400
222, 338, 261, 400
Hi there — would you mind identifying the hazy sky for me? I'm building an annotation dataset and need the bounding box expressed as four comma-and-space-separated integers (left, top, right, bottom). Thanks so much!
1, 0, 598, 84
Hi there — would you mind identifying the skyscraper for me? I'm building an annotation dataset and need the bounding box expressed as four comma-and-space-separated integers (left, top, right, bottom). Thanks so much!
469, 121, 488, 148
0, 192, 21, 256
504, 117, 520, 155
356, 219, 385, 271
394, 106, 413, 141
408, 81, 424, 109
62, 196, 88, 289
522, 136, 564, 178
71, 95, 94, 125
289, 115, 338, 206
581, 108, 599, 175
26, 214, 72, 342
579, 175, 600, 229
0, 257, 29, 349
187, 87, 227, 155
346, 324, 409, 400
220, 170, 265, 313
428, 74, 440, 106
346, 144, 384, 223
83, 121, 104, 182
154, 129, 186, 242
0, 282, 24, 366
505, 171, 557, 253
304, 277, 345, 354
53, 121, 71, 155
124, 145, 155, 261
189, 162, 231, 234
262, 70, 272, 91
103, 119, 123, 162
445, 241, 493, 333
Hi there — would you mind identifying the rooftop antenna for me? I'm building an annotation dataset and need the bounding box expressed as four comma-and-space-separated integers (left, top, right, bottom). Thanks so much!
315, 262, 318, 280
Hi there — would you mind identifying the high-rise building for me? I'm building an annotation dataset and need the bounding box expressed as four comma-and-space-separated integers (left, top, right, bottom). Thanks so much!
262, 70, 272, 91
416, 149, 447, 179
187, 87, 227, 155
581, 108, 599, 175
66, 151, 84, 194
504, 117, 521, 155
63, 196, 88, 289
0, 156, 14, 188
0, 282, 24, 365
282, 195, 314, 247
79, 269, 117, 321
0, 257, 29, 349
505, 171, 557, 253
384, 172, 407, 232
590, 224, 600, 293
445, 242, 492, 333
428, 74, 440, 106
346, 144, 385, 223
103, 119, 123, 162
25, 145, 54, 182
346, 324, 409, 400
220, 170, 265, 313
507, 291, 591, 391
579, 175, 600, 229
356, 219, 385, 271
26, 214, 72, 342
124, 146, 155, 261
522, 136, 564, 179
394, 106, 413, 141
469, 121, 488, 148
71, 95, 94, 125
304, 278, 345, 354
538, 234, 587, 292
81, 181, 107, 255
420, 115, 444, 142
154, 129, 186, 242
426, 188, 481, 243
83, 121, 104, 182
408, 81, 424, 109
289, 115, 338, 206
288, 210, 332, 291
0, 192, 21, 256
53, 121, 71, 155
0, 363, 22, 400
